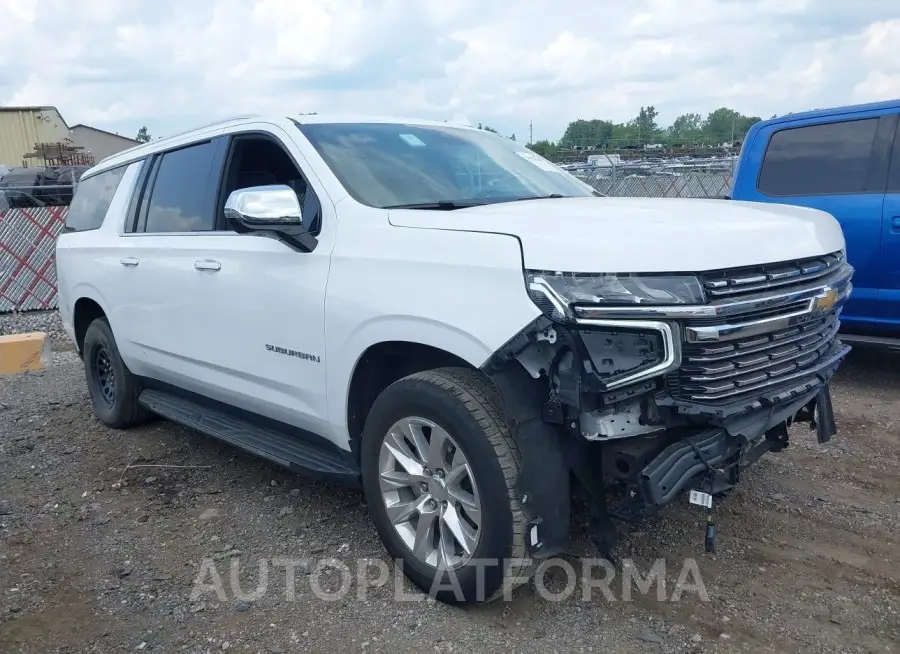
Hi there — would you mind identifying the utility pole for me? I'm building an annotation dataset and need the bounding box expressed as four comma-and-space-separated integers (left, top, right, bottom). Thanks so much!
529, 120, 533, 145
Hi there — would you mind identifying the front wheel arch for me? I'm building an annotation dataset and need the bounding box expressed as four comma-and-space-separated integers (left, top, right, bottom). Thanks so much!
345, 341, 475, 461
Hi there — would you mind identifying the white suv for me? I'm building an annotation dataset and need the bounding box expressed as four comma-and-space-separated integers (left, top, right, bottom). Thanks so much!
56, 114, 852, 603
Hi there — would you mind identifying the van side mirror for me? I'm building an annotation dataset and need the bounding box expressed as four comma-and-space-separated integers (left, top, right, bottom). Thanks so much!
224, 185, 303, 227
224, 184, 317, 252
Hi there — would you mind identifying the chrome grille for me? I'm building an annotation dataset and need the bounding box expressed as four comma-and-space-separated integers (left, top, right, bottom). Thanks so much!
700, 251, 845, 299
677, 314, 842, 402
576, 251, 852, 404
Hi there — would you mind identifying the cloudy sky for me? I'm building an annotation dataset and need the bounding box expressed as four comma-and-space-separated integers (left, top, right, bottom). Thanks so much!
1, 0, 899, 142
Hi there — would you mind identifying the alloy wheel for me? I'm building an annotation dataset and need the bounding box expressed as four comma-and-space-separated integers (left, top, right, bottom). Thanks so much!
378, 416, 482, 569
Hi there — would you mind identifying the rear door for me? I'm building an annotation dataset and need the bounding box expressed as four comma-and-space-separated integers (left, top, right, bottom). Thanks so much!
115, 136, 229, 383
881, 118, 900, 326
740, 112, 894, 331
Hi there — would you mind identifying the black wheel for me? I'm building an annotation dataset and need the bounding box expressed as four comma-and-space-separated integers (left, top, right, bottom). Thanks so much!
83, 317, 149, 429
361, 367, 531, 604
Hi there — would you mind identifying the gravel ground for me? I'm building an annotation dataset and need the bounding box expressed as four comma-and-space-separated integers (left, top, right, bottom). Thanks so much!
0, 310, 68, 344
1, 312, 898, 653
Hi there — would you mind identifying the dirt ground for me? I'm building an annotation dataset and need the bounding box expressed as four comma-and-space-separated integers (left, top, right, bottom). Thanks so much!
1, 330, 898, 653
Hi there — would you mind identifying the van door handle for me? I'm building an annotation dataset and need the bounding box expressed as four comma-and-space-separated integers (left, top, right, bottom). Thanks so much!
194, 259, 221, 272
119, 257, 139, 267
892, 216, 900, 232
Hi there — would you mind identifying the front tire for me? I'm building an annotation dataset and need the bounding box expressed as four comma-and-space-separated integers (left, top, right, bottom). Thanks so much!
360, 367, 531, 603
83, 318, 148, 429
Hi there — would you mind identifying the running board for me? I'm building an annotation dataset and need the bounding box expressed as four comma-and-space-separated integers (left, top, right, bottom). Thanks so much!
840, 333, 900, 350
138, 389, 360, 484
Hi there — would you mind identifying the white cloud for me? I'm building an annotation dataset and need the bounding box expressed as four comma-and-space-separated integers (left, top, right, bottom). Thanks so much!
0, 0, 898, 141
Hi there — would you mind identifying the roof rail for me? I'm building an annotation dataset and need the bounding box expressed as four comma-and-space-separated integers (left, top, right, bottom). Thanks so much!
152, 114, 261, 143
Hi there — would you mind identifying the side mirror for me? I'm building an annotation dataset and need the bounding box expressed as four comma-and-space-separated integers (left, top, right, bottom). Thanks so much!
223, 184, 317, 252
224, 184, 303, 227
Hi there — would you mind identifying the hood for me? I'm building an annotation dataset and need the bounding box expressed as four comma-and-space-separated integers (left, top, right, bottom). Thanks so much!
388, 197, 845, 273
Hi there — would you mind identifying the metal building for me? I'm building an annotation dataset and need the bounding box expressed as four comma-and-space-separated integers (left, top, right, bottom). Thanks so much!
70, 124, 140, 163
0, 106, 72, 167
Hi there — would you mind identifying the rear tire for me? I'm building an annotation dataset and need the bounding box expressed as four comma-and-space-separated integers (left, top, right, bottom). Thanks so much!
361, 367, 532, 603
83, 318, 148, 429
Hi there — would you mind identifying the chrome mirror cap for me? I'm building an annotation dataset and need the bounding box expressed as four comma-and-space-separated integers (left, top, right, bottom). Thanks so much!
224, 184, 302, 226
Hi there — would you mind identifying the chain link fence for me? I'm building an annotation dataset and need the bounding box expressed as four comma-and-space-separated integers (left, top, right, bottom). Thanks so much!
0, 205, 66, 312
566, 156, 736, 198
0, 166, 81, 312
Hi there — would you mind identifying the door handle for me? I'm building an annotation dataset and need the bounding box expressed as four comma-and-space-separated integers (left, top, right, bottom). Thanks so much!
892, 216, 900, 232
194, 259, 221, 272
119, 257, 139, 267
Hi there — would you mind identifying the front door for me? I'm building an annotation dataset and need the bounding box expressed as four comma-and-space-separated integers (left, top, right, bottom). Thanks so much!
176, 124, 334, 438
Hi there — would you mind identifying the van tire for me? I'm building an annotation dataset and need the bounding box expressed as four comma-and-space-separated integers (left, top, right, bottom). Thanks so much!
360, 367, 532, 603
83, 318, 149, 429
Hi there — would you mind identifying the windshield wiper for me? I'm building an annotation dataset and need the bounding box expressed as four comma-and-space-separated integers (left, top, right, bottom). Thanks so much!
512, 194, 566, 201
384, 195, 580, 210
491, 194, 578, 204
383, 201, 487, 210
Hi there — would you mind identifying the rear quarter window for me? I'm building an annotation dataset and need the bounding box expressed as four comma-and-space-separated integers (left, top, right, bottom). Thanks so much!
757, 118, 879, 196
64, 166, 129, 232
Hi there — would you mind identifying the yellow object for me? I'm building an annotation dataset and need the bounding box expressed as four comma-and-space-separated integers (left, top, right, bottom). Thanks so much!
0, 332, 51, 375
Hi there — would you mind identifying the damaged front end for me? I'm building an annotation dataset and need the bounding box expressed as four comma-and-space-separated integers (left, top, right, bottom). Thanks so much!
483, 251, 853, 558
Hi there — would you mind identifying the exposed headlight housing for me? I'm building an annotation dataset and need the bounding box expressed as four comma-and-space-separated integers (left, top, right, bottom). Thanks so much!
526, 270, 705, 322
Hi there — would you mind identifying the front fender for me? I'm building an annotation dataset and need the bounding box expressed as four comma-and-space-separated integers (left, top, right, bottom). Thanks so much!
323, 223, 540, 448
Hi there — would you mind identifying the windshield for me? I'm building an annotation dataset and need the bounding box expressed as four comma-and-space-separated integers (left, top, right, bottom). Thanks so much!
296, 122, 595, 208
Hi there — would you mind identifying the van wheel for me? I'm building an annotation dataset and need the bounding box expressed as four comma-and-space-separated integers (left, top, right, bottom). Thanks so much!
360, 367, 532, 603
83, 318, 148, 429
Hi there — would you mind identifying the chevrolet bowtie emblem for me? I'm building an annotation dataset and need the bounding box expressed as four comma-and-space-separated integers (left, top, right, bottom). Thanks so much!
814, 288, 839, 312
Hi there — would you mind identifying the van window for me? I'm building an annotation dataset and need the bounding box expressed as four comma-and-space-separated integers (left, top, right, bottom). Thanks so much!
64, 166, 128, 232
758, 118, 879, 196
296, 122, 594, 209
218, 134, 321, 233
144, 141, 221, 232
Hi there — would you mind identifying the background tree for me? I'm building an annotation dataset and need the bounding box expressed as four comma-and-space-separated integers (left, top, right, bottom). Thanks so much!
702, 108, 761, 143
628, 105, 662, 143
135, 126, 151, 143
527, 139, 559, 159
610, 122, 637, 146
525, 105, 766, 161
667, 113, 703, 141
560, 119, 614, 148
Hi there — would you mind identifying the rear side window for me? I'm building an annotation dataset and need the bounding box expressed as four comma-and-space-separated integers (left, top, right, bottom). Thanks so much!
143, 141, 221, 233
64, 166, 128, 232
758, 118, 879, 196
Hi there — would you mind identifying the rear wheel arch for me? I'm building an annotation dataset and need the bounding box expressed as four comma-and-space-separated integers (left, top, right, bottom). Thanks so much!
73, 297, 108, 356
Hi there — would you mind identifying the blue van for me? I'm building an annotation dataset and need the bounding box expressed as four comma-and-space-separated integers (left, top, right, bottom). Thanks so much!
730, 99, 900, 346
